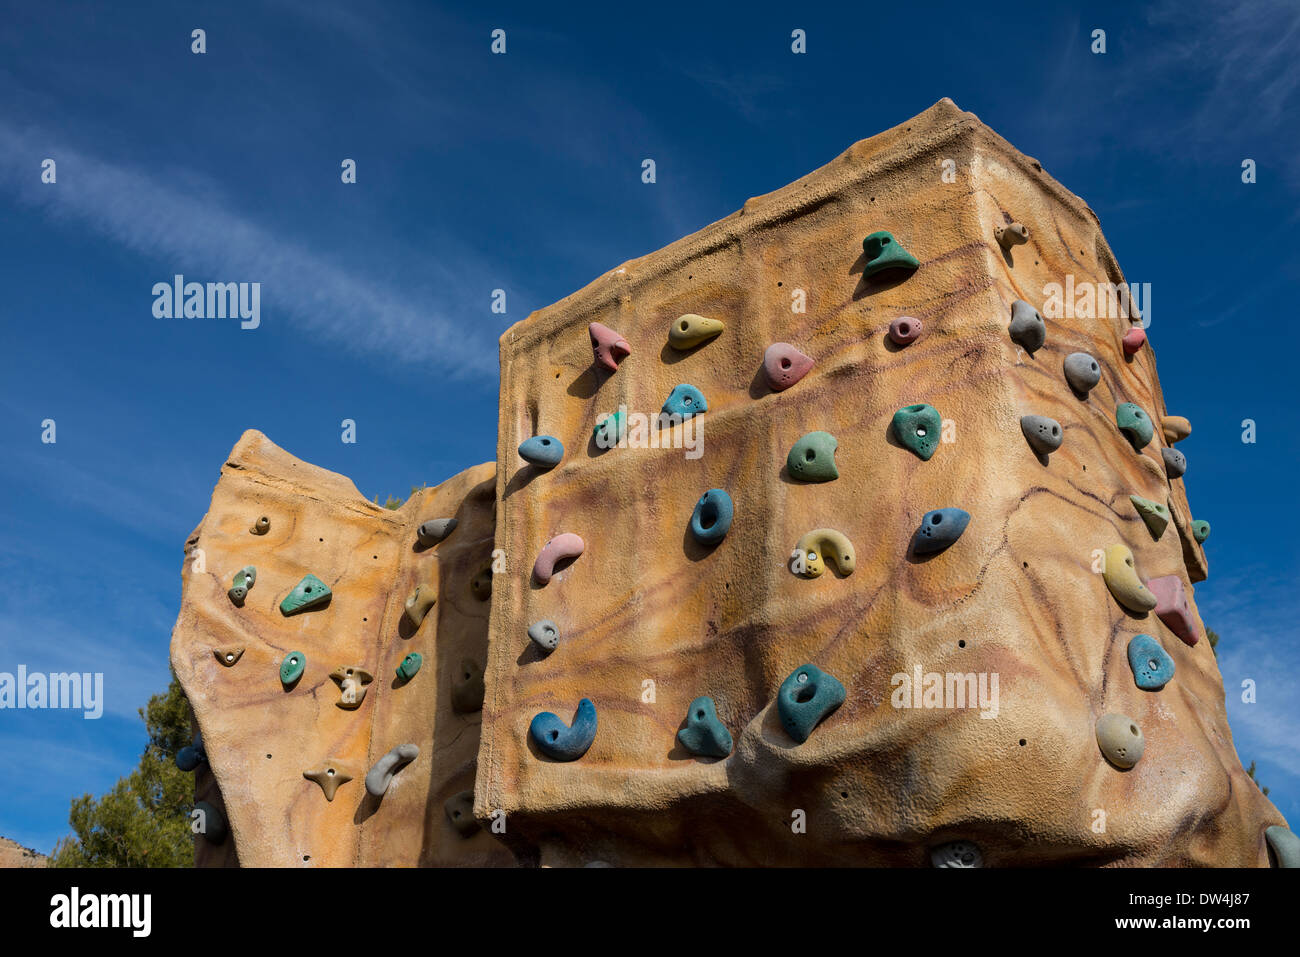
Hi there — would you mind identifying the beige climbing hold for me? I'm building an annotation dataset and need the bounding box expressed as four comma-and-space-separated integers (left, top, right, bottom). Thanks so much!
668, 314, 724, 350
249, 515, 270, 535
1162, 415, 1192, 445
1096, 713, 1145, 769
1101, 544, 1157, 613
329, 666, 374, 709
213, 646, 244, 667
451, 658, 485, 713
403, 584, 437, 628
303, 761, 354, 801
995, 222, 1030, 249
794, 529, 856, 578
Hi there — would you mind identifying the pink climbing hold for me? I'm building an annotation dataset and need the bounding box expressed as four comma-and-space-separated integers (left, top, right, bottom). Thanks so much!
533, 532, 586, 584
589, 322, 631, 372
888, 316, 923, 346
1122, 327, 1147, 355
763, 343, 814, 392
1147, 575, 1198, 646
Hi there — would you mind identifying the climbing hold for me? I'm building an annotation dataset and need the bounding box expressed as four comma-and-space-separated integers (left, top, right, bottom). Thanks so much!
777, 664, 846, 744
1129, 495, 1169, 540
931, 841, 984, 868
593, 409, 627, 449
1266, 826, 1300, 868
417, 518, 457, 546
1161, 447, 1187, 479
861, 230, 920, 277
227, 566, 256, 606
1063, 352, 1102, 394
1008, 300, 1046, 353
175, 733, 205, 772
1147, 575, 1198, 646
280, 651, 306, 686
662, 383, 708, 418
668, 313, 724, 350
528, 619, 560, 653
192, 801, 227, 844
913, 508, 971, 555
395, 652, 422, 682
1162, 415, 1192, 445
995, 221, 1030, 250
279, 574, 332, 615
250, 515, 270, 535
787, 431, 839, 482
1115, 403, 1154, 450
888, 316, 922, 345
1096, 714, 1145, 769
303, 762, 354, 802
1122, 327, 1147, 355
1020, 415, 1063, 456
403, 584, 437, 628
1191, 520, 1210, 544
794, 529, 856, 578
689, 489, 733, 545
533, 532, 585, 584
364, 743, 418, 797
762, 343, 814, 391
214, 646, 244, 667
470, 565, 492, 600
891, 403, 942, 460
518, 435, 564, 469
1127, 634, 1175, 691
1101, 544, 1157, 613
677, 696, 732, 758
329, 666, 374, 709
445, 791, 480, 837
451, 658, 485, 713
588, 322, 630, 371
529, 698, 598, 761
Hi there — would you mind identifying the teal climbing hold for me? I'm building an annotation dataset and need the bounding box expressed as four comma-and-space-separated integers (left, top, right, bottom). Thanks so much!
662, 383, 708, 419
689, 489, 733, 545
1266, 826, 1300, 868
1127, 634, 1174, 691
1116, 403, 1154, 450
280, 651, 306, 686
228, 566, 256, 606
396, 652, 423, 681
786, 431, 839, 482
861, 231, 920, 278
593, 409, 627, 449
677, 696, 733, 758
529, 698, 598, 761
280, 574, 331, 615
777, 664, 846, 744
1191, 520, 1210, 544
891, 404, 942, 460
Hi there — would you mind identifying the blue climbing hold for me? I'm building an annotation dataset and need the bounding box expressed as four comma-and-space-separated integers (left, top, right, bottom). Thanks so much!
689, 489, 733, 545
518, 435, 564, 468
678, 696, 733, 758
913, 507, 970, 555
662, 383, 708, 419
777, 664, 846, 744
1127, 634, 1175, 691
175, 735, 205, 772
529, 698, 598, 761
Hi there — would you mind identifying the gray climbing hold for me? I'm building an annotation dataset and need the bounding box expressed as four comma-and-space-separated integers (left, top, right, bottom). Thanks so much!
451, 658, 485, 713
1129, 495, 1170, 540
1064, 352, 1102, 394
1008, 300, 1045, 353
227, 566, 256, 606
1020, 415, 1062, 456
677, 696, 733, 758
445, 791, 480, 837
417, 518, 457, 546
1127, 634, 1175, 691
364, 743, 418, 797
518, 435, 564, 469
192, 801, 226, 844
528, 619, 559, 653
1096, 713, 1144, 769
1266, 826, 1300, 868
931, 840, 983, 868
1161, 447, 1187, 479
777, 664, 846, 744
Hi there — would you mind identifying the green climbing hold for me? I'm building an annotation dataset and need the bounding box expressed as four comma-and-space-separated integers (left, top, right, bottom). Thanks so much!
593, 409, 627, 449
677, 696, 733, 758
891, 404, 942, 460
1191, 520, 1210, 544
279, 574, 332, 615
1116, 402, 1154, 450
395, 652, 423, 682
777, 664, 846, 744
228, 565, 256, 606
1129, 495, 1169, 540
1266, 826, 1300, 868
786, 431, 839, 482
280, 651, 305, 686
861, 230, 920, 278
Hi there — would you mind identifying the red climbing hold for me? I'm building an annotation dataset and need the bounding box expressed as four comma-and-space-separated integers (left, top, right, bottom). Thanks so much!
1147, 575, 1198, 646
589, 322, 631, 371
763, 343, 814, 392
1122, 327, 1147, 355
889, 316, 923, 346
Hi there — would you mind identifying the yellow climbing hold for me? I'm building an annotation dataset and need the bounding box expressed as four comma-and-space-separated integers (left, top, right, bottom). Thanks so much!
668, 314, 724, 350
1101, 544, 1157, 613
794, 529, 856, 578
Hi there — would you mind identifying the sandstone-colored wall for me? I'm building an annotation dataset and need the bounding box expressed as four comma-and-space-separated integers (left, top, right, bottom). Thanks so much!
476, 98, 1282, 865
171, 430, 512, 866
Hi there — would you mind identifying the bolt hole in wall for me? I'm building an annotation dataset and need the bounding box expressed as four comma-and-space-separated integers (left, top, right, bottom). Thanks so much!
958, 640, 966, 648
1019, 739, 1027, 747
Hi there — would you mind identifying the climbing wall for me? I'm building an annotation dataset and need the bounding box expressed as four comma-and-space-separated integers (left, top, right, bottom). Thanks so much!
477, 98, 1286, 865
170, 430, 513, 866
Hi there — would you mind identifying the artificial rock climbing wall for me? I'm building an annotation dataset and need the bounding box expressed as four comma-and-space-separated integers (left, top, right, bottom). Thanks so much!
477, 98, 1285, 865
171, 430, 512, 866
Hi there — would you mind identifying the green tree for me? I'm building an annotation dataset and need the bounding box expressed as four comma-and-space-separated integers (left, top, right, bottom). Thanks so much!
1246, 760, 1270, 797
50, 672, 195, 867
1206, 628, 1219, 657
372, 483, 427, 510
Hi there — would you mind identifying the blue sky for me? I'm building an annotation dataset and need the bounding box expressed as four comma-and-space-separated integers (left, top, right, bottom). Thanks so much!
1, 0, 1297, 855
